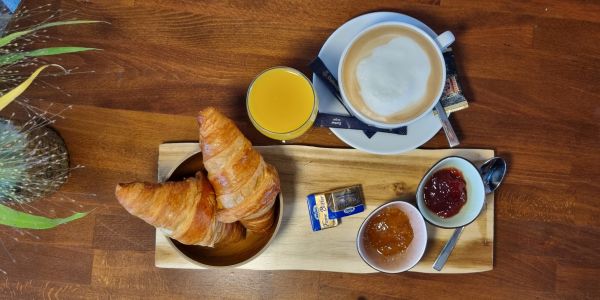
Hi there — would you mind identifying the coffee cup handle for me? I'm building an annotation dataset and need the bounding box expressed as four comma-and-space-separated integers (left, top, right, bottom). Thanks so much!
436, 31, 455, 51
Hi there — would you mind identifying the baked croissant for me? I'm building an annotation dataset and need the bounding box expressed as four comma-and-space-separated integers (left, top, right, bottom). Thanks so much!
197, 107, 280, 233
115, 172, 245, 247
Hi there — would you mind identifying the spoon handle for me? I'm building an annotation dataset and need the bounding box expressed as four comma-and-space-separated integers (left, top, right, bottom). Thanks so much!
433, 226, 464, 271
434, 102, 460, 148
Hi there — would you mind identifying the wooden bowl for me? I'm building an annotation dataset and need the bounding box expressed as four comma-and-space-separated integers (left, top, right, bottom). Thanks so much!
164, 151, 283, 268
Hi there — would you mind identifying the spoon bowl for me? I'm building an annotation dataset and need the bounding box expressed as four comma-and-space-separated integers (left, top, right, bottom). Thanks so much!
478, 157, 507, 194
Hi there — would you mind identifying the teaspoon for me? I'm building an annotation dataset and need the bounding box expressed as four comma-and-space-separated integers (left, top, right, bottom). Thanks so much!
432, 157, 507, 271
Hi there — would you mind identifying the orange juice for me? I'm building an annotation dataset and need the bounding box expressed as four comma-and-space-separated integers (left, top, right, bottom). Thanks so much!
247, 67, 318, 141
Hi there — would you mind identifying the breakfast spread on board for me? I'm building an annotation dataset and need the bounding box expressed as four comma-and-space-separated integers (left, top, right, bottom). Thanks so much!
116, 11, 506, 273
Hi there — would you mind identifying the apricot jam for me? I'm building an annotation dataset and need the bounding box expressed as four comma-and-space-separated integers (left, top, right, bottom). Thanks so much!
363, 206, 414, 257
423, 167, 467, 218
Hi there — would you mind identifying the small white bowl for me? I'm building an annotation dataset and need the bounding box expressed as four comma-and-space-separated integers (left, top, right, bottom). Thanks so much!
356, 201, 427, 273
416, 156, 485, 229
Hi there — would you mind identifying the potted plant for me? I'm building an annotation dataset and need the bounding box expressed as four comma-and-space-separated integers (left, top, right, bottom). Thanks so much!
0, 19, 101, 229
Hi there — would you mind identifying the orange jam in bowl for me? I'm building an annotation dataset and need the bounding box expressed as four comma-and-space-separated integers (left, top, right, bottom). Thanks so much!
363, 206, 414, 258
357, 201, 428, 273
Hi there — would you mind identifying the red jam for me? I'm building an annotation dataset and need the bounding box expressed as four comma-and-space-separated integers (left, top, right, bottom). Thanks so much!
423, 168, 467, 218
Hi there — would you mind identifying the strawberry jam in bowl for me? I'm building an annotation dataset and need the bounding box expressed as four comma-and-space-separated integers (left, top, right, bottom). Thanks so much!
416, 156, 485, 229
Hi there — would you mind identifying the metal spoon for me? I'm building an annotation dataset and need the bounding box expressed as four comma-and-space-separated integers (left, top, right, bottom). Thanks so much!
434, 102, 460, 148
478, 157, 508, 194
432, 157, 507, 271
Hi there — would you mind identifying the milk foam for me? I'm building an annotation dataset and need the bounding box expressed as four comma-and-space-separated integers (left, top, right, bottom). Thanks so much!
356, 37, 432, 116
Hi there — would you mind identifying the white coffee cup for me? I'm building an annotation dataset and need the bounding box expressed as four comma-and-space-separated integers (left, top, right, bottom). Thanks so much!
338, 21, 455, 129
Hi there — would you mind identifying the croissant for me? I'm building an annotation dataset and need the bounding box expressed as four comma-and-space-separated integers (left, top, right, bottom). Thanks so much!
115, 172, 245, 247
197, 107, 280, 233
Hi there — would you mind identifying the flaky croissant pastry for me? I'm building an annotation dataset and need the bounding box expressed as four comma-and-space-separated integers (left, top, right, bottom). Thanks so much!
197, 107, 281, 233
115, 172, 245, 247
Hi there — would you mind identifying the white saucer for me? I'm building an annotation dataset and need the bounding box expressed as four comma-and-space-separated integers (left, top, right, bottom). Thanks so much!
313, 11, 442, 155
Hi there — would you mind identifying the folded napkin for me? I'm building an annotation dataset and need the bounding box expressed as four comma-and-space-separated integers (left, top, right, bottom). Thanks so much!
310, 49, 468, 138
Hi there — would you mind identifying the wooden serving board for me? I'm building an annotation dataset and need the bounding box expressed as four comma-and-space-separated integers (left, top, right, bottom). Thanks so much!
155, 143, 494, 273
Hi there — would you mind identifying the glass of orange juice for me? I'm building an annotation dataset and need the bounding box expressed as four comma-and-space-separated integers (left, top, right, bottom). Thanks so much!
246, 67, 318, 141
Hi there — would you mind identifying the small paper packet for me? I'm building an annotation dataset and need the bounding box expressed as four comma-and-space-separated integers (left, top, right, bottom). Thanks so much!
307, 192, 339, 231
306, 185, 366, 231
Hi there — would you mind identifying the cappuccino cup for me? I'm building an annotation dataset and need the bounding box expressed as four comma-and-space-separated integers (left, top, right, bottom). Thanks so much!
338, 21, 455, 129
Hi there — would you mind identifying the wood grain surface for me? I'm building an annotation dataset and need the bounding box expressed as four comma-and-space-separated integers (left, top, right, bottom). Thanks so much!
155, 144, 494, 274
0, 0, 598, 298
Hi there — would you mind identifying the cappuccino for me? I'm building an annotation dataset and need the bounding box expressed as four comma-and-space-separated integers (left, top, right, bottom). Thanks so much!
341, 24, 444, 124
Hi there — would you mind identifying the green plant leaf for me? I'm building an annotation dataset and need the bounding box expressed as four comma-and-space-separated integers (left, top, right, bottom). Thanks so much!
0, 47, 98, 65
0, 203, 88, 230
0, 65, 53, 111
0, 20, 104, 48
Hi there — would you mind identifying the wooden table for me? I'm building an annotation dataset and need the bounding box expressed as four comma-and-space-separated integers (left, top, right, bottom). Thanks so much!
1, 0, 598, 298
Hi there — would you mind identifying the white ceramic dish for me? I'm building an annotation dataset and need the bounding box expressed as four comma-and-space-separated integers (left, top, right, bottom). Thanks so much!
313, 11, 443, 155
356, 201, 427, 273
416, 156, 485, 228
